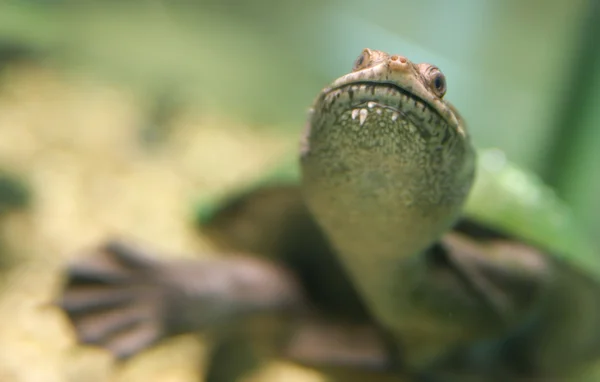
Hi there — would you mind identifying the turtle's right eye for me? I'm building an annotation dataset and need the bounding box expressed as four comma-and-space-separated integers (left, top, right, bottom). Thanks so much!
353, 49, 372, 71
430, 70, 447, 98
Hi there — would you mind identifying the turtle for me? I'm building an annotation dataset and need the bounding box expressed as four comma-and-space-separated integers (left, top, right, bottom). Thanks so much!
57, 49, 600, 382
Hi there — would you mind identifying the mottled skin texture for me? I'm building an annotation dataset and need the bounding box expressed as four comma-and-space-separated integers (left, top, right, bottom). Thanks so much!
301, 49, 476, 365
57, 49, 600, 381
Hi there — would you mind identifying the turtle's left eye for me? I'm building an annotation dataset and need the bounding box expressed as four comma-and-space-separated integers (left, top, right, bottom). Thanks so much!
430, 70, 446, 98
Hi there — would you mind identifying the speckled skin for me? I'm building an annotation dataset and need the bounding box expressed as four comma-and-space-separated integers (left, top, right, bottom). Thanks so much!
301, 49, 476, 365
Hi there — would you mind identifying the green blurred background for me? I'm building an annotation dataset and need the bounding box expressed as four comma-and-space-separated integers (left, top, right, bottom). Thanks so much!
0, 1, 598, 381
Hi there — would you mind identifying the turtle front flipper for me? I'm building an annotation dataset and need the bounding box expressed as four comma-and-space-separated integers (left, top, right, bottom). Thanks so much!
58, 240, 306, 360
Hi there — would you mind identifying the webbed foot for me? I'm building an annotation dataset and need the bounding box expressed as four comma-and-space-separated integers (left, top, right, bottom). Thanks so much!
58, 240, 169, 359
58, 239, 305, 360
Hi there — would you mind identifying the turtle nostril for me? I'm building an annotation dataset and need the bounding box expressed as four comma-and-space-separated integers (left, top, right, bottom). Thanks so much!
391, 55, 407, 64
390, 55, 409, 71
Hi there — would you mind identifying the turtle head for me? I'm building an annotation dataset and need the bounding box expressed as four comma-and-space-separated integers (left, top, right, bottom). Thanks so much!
324, 48, 464, 136
301, 48, 474, 214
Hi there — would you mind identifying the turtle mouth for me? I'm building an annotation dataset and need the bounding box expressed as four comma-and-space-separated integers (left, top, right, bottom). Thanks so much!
320, 81, 451, 140
325, 81, 448, 123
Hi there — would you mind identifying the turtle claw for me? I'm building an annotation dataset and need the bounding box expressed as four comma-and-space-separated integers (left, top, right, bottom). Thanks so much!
58, 240, 167, 359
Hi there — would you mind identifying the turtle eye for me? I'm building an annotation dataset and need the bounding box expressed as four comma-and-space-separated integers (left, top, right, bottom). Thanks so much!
353, 49, 372, 72
430, 70, 447, 98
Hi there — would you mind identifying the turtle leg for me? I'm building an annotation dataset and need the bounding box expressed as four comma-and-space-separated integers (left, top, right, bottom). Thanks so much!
282, 320, 395, 372
57, 239, 306, 360
282, 319, 418, 382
